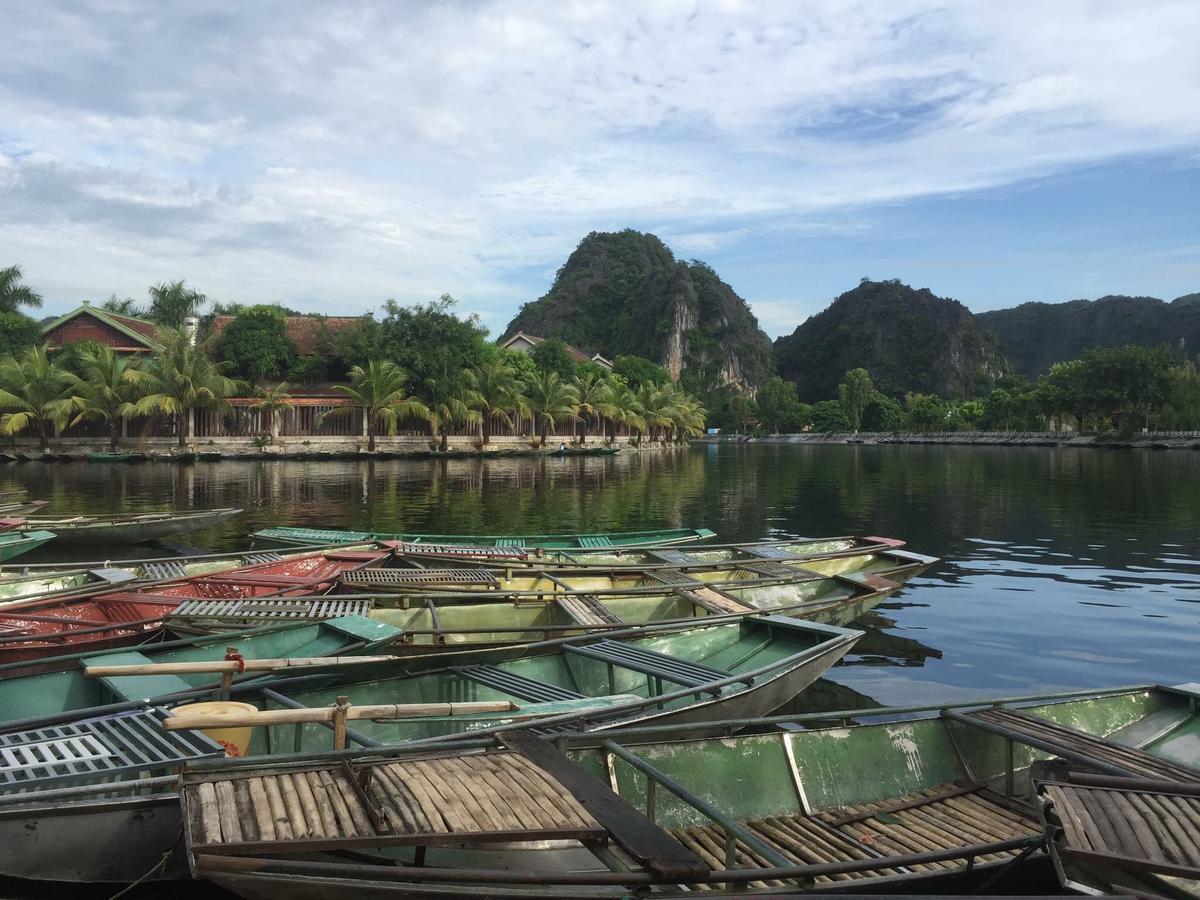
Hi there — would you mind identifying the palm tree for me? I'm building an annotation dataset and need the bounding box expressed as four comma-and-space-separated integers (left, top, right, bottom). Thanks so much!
147, 280, 206, 328
524, 371, 579, 446
0, 265, 43, 313
319, 360, 430, 452
423, 377, 481, 452
572, 371, 613, 445
463, 359, 526, 445
132, 329, 240, 448
0, 346, 75, 450
66, 345, 142, 450
606, 379, 645, 444
251, 383, 294, 444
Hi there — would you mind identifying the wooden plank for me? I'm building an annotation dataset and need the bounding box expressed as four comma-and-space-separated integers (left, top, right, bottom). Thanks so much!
305, 771, 341, 837
213, 780, 244, 843
246, 777, 277, 843
277, 773, 311, 839
291, 772, 327, 839
262, 775, 294, 841
232, 778, 261, 843
195, 782, 222, 845
190, 826, 604, 857
164, 700, 516, 729
502, 731, 707, 881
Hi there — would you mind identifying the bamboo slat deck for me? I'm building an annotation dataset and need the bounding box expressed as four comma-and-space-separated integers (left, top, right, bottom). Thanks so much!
182, 750, 606, 854
671, 783, 1040, 890
1040, 780, 1200, 879
677, 586, 755, 615
965, 707, 1200, 782
555, 594, 624, 627
169, 597, 375, 622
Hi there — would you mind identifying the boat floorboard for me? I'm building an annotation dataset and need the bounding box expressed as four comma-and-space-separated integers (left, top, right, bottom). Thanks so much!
671, 783, 1039, 890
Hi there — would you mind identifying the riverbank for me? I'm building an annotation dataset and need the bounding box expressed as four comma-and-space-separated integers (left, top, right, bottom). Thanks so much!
696, 431, 1200, 450
0, 435, 679, 463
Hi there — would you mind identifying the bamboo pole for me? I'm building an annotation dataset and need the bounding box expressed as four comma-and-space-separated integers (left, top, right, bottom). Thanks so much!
84, 654, 401, 677
164, 700, 518, 730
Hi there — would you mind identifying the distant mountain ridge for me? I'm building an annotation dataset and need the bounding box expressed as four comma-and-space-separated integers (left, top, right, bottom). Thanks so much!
501, 230, 773, 392
774, 279, 1009, 401
977, 293, 1200, 379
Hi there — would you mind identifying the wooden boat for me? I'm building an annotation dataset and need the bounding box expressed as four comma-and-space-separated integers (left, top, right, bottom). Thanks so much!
86, 451, 146, 463
253, 525, 718, 550
0, 547, 393, 674
0, 542, 380, 603
0, 528, 56, 562
21, 507, 244, 544
381, 534, 908, 570
0, 499, 47, 515
6, 682, 1195, 887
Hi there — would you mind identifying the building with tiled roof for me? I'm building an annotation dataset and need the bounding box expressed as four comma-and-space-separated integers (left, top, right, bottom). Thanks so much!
41, 302, 162, 353
207, 314, 366, 355
499, 331, 613, 370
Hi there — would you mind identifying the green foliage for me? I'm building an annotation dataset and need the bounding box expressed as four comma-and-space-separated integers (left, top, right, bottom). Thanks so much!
463, 357, 527, 444
0, 312, 40, 357
101, 295, 143, 317
320, 360, 430, 452
1157, 363, 1200, 429
215, 305, 296, 382
810, 400, 850, 432
251, 383, 295, 443
66, 345, 143, 449
523, 371, 579, 443
0, 345, 77, 449
0, 265, 43, 313
756, 376, 807, 433
1072, 343, 1178, 428
837, 368, 873, 431
575, 361, 609, 382
902, 393, 949, 431
529, 338, 576, 378
330, 316, 383, 378
147, 280, 206, 328
612, 354, 670, 389
289, 354, 329, 384
380, 295, 490, 385
133, 329, 240, 447
862, 391, 903, 431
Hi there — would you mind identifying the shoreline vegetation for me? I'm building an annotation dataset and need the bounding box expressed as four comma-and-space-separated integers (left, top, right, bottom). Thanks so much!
698, 431, 1200, 450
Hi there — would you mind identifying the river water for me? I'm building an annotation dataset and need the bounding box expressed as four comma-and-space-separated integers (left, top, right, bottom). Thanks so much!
4, 444, 1198, 710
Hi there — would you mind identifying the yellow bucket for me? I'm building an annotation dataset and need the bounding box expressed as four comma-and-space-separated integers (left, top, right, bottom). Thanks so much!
171, 701, 258, 757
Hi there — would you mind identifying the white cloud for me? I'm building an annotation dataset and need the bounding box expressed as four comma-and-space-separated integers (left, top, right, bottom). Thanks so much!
0, 0, 1197, 328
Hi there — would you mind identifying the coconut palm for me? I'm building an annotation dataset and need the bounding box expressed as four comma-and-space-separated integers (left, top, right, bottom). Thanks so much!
572, 371, 613, 445
132, 328, 240, 448
251, 383, 294, 445
606, 379, 645, 444
524, 371, 579, 446
463, 358, 526, 445
320, 360, 430, 452
423, 377, 481, 452
66, 345, 142, 450
0, 265, 43, 313
0, 346, 76, 450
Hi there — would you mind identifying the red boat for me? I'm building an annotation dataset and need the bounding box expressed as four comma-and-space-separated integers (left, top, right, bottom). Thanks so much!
0, 548, 392, 676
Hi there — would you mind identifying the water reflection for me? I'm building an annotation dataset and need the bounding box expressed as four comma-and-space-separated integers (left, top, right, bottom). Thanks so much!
2, 443, 1197, 706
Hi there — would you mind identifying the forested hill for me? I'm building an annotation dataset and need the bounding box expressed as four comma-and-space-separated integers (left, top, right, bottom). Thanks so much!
501, 230, 773, 393
977, 294, 1200, 379
773, 279, 1009, 402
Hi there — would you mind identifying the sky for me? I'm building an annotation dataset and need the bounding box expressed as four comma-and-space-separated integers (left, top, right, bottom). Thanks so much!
2, 1, 1198, 339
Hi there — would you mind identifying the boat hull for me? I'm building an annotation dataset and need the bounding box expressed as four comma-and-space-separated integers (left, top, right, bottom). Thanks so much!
24, 508, 242, 545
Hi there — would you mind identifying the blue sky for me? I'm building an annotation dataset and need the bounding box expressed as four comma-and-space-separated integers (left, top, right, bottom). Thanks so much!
2, 1, 1198, 338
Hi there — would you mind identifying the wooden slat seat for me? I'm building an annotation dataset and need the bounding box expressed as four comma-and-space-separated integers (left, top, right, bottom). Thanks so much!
644, 569, 703, 588
578, 536, 612, 548
737, 561, 824, 580
676, 586, 755, 615
168, 597, 374, 622
649, 549, 702, 565
182, 750, 606, 852
736, 544, 799, 560
563, 639, 739, 692
555, 594, 623, 627
959, 707, 1200, 783
387, 542, 528, 559
1040, 780, 1200, 879
340, 568, 499, 588
672, 783, 1040, 890
452, 664, 585, 703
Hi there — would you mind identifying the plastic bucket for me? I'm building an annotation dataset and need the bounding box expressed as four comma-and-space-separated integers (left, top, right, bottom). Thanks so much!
171, 700, 258, 757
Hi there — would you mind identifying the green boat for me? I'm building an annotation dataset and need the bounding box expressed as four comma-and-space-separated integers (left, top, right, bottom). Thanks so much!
7, 682, 1197, 887
0, 529, 55, 562
86, 452, 145, 463
253, 526, 718, 550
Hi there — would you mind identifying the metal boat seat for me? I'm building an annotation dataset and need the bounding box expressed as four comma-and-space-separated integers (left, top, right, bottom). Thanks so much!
562, 639, 742, 693
451, 665, 584, 703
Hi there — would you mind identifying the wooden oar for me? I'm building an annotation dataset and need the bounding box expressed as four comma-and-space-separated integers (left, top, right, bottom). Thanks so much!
162, 699, 519, 729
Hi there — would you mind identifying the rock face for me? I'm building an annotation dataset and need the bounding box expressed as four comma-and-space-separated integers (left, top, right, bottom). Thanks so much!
502, 230, 772, 392
774, 279, 1009, 401
977, 294, 1200, 379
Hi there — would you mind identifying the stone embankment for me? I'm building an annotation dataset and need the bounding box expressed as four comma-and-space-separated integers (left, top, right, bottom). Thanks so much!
696, 431, 1200, 450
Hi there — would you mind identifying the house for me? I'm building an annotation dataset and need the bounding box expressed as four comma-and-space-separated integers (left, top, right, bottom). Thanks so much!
498, 331, 613, 371
206, 314, 365, 354
40, 302, 162, 353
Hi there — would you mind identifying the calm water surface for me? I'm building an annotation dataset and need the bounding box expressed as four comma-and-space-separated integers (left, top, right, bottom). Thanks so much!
4, 444, 1198, 710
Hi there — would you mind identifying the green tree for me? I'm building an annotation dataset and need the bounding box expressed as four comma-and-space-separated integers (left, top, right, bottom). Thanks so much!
1033, 360, 1087, 430
523, 371, 579, 445
529, 339, 576, 378
463, 358, 526, 445
320, 360, 430, 452
810, 399, 851, 432
331, 316, 383, 377
380, 295, 490, 385
289, 354, 329, 384
65, 345, 142, 450
1075, 344, 1177, 431
862, 391, 903, 431
605, 377, 645, 443
756, 376, 805, 433
423, 376, 480, 452
612, 355, 671, 389
215, 305, 296, 383
572, 371, 613, 444
251, 382, 294, 444
0, 346, 75, 450
1157, 363, 1200, 429
0, 312, 40, 357
101, 295, 143, 316
902, 392, 948, 431
837, 368, 874, 432
147, 280, 206, 328
132, 329, 240, 447
0, 265, 43, 313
